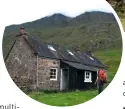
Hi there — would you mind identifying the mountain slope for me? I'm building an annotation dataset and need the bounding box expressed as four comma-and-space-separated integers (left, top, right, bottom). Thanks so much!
3, 11, 122, 58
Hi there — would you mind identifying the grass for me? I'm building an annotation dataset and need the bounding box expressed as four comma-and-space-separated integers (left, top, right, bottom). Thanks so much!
28, 90, 97, 106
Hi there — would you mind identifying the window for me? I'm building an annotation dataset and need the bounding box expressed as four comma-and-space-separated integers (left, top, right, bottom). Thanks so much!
48, 45, 56, 51
67, 50, 74, 56
87, 55, 94, 61
50, 68, 58, 81
84, 71, 92, 82
89, 56, 94, 61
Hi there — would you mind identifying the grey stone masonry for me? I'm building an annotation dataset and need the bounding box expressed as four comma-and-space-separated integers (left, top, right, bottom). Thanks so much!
37, 58, 60, 90
5, 35, 37, 90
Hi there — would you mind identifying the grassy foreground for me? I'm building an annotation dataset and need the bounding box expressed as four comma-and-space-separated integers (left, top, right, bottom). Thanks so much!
28, 90, 97, 106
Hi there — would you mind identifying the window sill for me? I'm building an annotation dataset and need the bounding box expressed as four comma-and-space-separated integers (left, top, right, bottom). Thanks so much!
84, 80, 92, 83
50, 79, 57, 81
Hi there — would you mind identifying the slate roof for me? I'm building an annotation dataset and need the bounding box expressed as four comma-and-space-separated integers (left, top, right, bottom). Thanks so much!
62, 60, 97, 71
26, 36, 106, 69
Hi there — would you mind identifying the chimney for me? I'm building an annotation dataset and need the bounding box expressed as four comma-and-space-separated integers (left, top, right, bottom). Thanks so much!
86, 51, 93, 56
72, 45, 80, 52
20, 27, 25, 35
16, 27, 28, 39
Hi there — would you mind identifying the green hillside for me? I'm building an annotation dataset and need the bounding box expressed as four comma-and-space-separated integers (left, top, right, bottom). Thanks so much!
3, 11, 122, 82
121, 19, 125, 31
117, 8, 125, 30
121, 18, 125, 30
108, 0, 125, 30
94, 48, 122, 82
3, 11, 122, 60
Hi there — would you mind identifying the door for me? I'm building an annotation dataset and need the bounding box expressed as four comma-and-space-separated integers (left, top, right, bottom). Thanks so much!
60, 68, 69, 90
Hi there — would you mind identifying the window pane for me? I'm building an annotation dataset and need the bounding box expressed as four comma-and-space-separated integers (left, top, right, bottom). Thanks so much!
53, 69, 56, 72
50, 72, 53, 75
54, 72, 56, 75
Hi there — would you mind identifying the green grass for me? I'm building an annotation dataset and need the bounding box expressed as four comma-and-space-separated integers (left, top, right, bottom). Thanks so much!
28, 90, 97, 106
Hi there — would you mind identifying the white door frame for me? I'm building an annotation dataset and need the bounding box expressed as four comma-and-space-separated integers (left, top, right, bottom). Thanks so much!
60, 69, 63, 90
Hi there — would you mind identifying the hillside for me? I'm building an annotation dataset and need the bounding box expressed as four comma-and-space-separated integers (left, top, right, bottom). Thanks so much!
3, 11, 122, 59
121, 18, 125, 30
119, 13, 125, 30
107, 0, 125, 30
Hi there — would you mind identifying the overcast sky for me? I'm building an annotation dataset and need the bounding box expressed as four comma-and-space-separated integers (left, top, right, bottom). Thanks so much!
1, 0, 113, 26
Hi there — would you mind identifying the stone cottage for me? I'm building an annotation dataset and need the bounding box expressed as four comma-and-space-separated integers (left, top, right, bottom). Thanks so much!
5, 32, 106, 91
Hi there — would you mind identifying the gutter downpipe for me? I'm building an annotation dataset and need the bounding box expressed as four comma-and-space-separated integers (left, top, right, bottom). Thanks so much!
36, 55, 39, 88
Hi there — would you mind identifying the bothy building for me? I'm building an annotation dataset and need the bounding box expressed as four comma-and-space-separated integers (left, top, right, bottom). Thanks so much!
5, 33, 106, 91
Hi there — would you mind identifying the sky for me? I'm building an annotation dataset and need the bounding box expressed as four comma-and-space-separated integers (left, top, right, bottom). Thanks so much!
0, 0, 113, 26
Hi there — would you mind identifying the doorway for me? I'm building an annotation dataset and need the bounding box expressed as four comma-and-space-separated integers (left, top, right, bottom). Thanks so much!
60, 68, 69, 90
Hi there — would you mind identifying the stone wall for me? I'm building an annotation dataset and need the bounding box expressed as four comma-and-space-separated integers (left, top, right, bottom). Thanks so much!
37, 58, 60, 90
5, 35, 37, 90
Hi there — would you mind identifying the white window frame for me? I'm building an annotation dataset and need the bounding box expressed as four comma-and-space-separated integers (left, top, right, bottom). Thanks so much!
50, 68, 58, 81
84, 71, 92, 82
